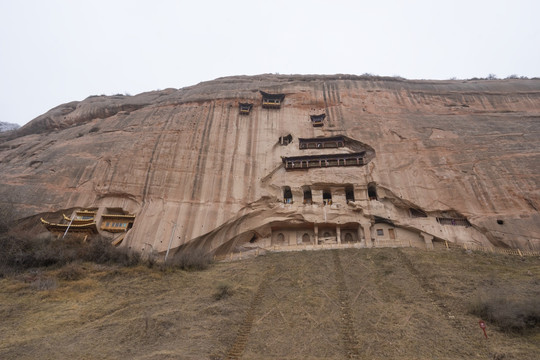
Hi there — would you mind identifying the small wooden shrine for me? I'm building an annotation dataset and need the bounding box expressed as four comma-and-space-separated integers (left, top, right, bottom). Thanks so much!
239, 102, 253, 115
260, 91, 285, 109
310, 114, 326, 127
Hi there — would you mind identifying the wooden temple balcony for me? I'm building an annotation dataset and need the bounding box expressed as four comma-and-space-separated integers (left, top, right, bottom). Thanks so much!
299, 136, 345, 150
260, 91, 285, 109
101, 213, 136, 233
239, 102, 253, 115
282, 152, 366, 170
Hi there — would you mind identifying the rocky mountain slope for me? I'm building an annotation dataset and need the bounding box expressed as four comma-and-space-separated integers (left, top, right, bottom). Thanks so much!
0, 121, 20, 132
0, 75, 539, 254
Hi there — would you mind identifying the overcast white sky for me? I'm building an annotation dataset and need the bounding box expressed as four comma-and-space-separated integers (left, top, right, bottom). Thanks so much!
1, 0, 539, 126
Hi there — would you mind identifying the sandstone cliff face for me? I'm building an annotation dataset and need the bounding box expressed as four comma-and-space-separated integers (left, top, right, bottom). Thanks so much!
1, 75, 539, 254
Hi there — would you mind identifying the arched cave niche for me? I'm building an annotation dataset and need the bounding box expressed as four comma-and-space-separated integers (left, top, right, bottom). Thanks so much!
277, 233, 285, 244
323, 189, 332, 205
302, 233, 311, 244
345, 185, 355, 203
283, 186, 293, 204
303, 186, 312, 204
367, 182, 378, 201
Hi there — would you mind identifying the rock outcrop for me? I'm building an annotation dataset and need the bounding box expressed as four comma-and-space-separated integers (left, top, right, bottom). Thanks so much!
1, 74, 539, 255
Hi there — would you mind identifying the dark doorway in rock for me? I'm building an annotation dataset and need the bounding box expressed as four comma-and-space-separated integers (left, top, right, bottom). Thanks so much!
283, 186, 293, 204
368, 182, 378, 200
323, 190, 332, 205
277, 233, 285, 243
249, 233, 257, 243
344, 233, 353, 243
345, 185, 355, 203
302, 233, 311, 243
303, 187, 312, 204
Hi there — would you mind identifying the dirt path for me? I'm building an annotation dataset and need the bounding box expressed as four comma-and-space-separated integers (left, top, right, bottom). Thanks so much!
225, 266, 274, 359
332, 250, 361, 358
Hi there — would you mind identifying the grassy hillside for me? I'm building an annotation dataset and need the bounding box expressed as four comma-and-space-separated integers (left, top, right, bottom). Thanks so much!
1, 247, 539, 359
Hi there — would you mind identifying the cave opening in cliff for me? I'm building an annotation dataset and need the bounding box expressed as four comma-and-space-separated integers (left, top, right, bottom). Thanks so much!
279, 134, 292, 145
283, 186, 293, 204
323, 190, 332, 205
409, 208, 427, 218
368, 182, 378, 200
345, 186, 355, 203
303, 186, 312, 204
249, 233, 257, 243
436, 217, 471, 227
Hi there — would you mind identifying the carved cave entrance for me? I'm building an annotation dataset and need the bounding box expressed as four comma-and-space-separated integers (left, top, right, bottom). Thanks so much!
303, 187, 312, 204
345, 185, 355, 203
323, 190, 332, 205
283, 186, 293, 204
368, 182, 378, 200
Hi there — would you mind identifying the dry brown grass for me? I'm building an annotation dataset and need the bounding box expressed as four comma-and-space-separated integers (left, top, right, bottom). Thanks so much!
0, 248, 539, 359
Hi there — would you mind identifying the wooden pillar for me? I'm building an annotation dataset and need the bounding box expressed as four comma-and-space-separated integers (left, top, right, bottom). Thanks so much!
336, 225, 341, 245
362, 223, 372, 248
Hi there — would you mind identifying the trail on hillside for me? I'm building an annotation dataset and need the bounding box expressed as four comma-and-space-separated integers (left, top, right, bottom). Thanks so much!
332, 250, 361, 358
225, 265, 274, 359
